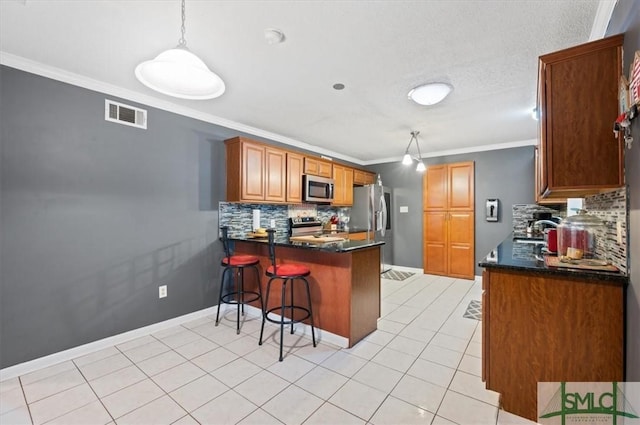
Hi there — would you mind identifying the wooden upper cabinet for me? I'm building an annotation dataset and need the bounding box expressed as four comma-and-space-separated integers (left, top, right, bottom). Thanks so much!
423, 162, 473, 211
286, 152, 303, 203
448, 162, 474, 210
239, 139, 265, 201
225, 137, 286, 203
304, 156, 332, 178
264, 147, 286, 203
423, 165, 448, 210
353, 169, 376, 186
332, 164, 354, 206
537, 34, 624, 199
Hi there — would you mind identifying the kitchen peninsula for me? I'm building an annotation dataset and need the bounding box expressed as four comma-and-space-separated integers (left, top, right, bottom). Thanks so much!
479, 235, 628, 421
227, 233, 384, 348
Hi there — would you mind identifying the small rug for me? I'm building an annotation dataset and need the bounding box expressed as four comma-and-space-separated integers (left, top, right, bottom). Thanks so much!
381, 269, 415, 281
463, 300, 482, 321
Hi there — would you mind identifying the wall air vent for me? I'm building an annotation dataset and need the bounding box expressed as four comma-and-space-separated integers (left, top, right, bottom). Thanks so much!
104, 99, 147, 129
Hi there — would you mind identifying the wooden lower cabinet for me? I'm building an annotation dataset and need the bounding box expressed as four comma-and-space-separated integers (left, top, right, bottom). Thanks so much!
482, 268, 625, 421
423, 211, 474, 279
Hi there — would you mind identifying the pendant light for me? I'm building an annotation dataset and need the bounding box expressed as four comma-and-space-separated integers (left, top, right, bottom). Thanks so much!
402, 131, 426, 172
135, 0, 225, 100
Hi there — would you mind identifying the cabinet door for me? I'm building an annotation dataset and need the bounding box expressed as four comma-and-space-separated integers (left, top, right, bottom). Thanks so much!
353, 169, 375, 186
447, 212, 475, 279
264, 147, 286, 202
448, 162, 474, 210
344, 167, 354, 205
539, 34, 624, 197
332, 164, 346, 205
304, 157, 333, 178
423, 165, 448, 211
286, 152, 303, 203
241, 141, 266, 201
423, 211, 447, 275
318, 161, 333, 178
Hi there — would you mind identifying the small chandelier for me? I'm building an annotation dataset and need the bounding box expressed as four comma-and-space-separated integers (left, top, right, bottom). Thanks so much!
402, 131, 426, 172
135, 0, 225, 100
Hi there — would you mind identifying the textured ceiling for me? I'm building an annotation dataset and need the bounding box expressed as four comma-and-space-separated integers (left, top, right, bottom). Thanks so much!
0, 0, 610, 164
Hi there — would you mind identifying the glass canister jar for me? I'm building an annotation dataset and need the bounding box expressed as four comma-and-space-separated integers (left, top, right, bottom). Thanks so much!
557, 210, 605, 260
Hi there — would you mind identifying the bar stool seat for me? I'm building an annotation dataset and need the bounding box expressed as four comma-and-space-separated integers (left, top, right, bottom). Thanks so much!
215, 227, 263, 334
259, 229, 316, 361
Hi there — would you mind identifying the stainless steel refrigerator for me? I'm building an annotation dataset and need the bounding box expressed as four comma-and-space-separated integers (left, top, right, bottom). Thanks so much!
351, 184, 393, 273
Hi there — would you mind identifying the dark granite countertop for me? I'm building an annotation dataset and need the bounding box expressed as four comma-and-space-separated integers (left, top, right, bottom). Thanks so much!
479, 233, 628, 285
228, 233, 384, 253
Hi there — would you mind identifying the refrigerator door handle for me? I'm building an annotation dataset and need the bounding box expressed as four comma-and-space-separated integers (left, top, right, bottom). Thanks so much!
379, 194, 387, 237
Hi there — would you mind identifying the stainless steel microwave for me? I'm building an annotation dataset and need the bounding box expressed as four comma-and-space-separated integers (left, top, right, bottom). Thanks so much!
303, 175, 334, 203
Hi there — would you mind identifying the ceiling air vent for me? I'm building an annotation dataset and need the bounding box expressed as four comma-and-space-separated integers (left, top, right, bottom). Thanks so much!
104, 99, 147, 129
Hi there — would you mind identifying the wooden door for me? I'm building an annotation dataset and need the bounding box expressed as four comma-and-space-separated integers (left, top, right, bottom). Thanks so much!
423, 211, 447, 275
264, 147, 286, 202
241, 141, 265, 201
447, 211, 475, 278
286, 152, 303, 203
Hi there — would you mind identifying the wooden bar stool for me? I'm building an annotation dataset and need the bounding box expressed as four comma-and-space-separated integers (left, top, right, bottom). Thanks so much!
215, 226, 263, 334
259, 229, 316, 361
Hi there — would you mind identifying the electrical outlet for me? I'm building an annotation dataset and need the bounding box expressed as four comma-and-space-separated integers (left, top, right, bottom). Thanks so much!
616, 220, 623, 244
270, 219, 276, 227
159, 285, 167, 298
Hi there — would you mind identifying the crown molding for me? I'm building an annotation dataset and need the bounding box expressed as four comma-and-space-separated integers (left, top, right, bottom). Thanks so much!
589, 0, 616, 40
0, 52, 363, 164
2, 52, 539, 167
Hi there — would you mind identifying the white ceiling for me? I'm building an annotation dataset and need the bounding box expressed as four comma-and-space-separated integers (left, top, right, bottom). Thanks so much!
0, 0, 614, 165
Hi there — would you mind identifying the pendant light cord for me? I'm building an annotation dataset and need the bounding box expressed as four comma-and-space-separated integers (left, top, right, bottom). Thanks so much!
178, 0, 187, 48
414, 131, 423, 160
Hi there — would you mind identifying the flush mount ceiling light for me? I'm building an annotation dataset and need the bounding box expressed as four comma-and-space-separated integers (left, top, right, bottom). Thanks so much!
408, 83, 453, 106
264, 28, 285, 44
135, 0, 225, 100
402, 131, 426, 173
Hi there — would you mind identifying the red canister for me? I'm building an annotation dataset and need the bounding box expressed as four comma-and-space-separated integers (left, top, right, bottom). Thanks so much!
545, 228, 558, 253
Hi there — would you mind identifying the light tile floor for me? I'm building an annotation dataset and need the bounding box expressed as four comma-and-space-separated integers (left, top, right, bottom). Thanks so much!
0, 273, 540, 425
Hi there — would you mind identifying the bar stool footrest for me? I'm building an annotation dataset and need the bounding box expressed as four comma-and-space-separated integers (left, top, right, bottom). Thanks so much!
264, 306, 311, 326
220, 291, 261, 305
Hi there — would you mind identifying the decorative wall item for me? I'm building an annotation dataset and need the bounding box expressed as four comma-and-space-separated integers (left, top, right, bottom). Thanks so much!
619, 75, 630, 114
629, 50, 640, 105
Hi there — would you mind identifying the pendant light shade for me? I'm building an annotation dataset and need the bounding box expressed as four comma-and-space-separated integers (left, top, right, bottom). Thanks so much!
135, 0, 225, 100
135, 47, 225, 100
402, 153, 413, 165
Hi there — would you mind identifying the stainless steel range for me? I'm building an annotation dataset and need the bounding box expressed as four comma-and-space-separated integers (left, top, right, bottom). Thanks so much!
288, 217, 323, 236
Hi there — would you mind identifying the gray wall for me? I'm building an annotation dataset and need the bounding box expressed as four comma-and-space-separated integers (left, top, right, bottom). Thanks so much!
607, 0, 640, 381
370, 146, 537, 275
0, 66, 229, 368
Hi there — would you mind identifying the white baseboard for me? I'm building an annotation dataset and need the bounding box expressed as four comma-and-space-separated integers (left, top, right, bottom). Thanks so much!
1, 305, 349, 382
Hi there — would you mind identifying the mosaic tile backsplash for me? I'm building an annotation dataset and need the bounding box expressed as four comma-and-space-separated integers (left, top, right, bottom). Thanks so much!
512, 187, 628, 273
584, 188, 627, 273
219, 202, 347, 238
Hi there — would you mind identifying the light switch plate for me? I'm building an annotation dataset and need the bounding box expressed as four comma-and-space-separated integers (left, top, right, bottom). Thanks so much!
399, 206, 408, 213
